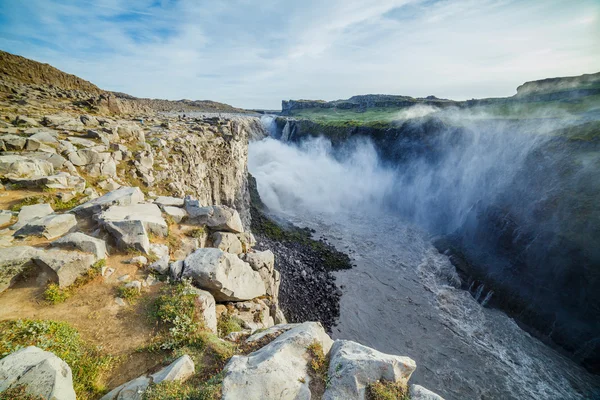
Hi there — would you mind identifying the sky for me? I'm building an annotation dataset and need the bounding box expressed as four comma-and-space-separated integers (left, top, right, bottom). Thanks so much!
0, 0, 598, 109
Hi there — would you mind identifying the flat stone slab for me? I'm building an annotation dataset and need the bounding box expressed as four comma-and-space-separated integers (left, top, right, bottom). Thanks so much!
154, 196, 184, 207
12, 204, 54, 230
182, 248, 265, 301
163, 205, 187, 223
0, 346, 76, 400
0, 155, 54, 179
98, 203, 168, 237
14, 213, 77, 240
185, 199, 244, 233
0, 246, 40, 293
51, 232, 107, 261
71, 186, 144, 216
33, 249, 96, 288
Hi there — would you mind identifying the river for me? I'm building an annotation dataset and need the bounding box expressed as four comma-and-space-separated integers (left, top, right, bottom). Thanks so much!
248, 134, 600, 400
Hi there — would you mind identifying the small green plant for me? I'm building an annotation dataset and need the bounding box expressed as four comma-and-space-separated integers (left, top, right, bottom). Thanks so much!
186, 227, 206, 238
117, 285, 141, 304
0, 319, 113, 399
43, 283, 70, 304
217, 313, 244, 338
52, 194, 85, 211
306, 340, 330, 396
366, 380, 410, 400
10, 196, 43, 212
151, 280, 201, 349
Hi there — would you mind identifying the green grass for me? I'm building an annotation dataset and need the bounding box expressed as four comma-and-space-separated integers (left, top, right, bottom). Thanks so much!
366, 380, 410, 400
10, 196, 43, 212
186, 227, 206, 239
141, 281, 237, 399
217, 313, 244, 337
290, 107, 401, 124
0, 319, 113, 399
117, 285, 141, 304
306, 340, 330, 397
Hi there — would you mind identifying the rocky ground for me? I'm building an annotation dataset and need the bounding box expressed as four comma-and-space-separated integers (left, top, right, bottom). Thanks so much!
0, 50, 445, 400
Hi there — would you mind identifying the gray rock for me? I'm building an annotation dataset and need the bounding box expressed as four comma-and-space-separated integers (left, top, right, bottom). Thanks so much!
185, 199, 244, 233
51, 232, 107, 261
162, 206, 187, 223
243, 250, 280, 303
0, 346, 76, 400
97, 204, 167, 237
410, 385, 446, 400
14, 115, 39, 127
0, 246, 40, 293
222, 322, 333, 400
33, 249, 96, 288
150, 354, 195, 384
149, 243, 169, 259
20, 151, 66, 169
0, 134, 26, 150
0, 155, 54, 178
182, 248, 266, 301
323, 340, 417, 400
29, 130, 58, 144
0, 210, 14, 226
211, 232, 243, 254
9, 173, 85, 191
188, 287, 218, 334
12, 203, 54, 230
14, 213, 77, 240
103, 219, 150, 254
126, 256, 147, 266
66, 136, 97, 148
169, 260, 184, 280
154, 196, 184, 207
100, 355, 194, 400
148, 254, 170, 275
124, 280, 142, 293
72, 186, 144, 216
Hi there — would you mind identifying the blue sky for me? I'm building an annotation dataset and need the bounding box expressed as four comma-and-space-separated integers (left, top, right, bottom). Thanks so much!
0, 0, 598, 109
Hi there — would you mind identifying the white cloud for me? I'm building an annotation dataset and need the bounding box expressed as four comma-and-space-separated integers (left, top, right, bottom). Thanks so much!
0, 0, 598, 108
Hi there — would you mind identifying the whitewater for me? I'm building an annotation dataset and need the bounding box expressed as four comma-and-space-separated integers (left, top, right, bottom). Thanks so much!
248, 127, 600, 399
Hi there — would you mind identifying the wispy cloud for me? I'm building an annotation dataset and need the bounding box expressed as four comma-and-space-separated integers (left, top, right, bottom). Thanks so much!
0, 0, 598, 108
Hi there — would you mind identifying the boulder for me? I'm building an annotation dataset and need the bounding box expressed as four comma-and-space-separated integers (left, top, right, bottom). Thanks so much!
97, 204, 168, 237
184, 199, 243, 233
0, 134, 26, 150
0, 346, 76, 400
322, 340, 416, 400
154, 196, 184, 207
14, 213, 77, 240
244, 250, 280, 303
12, 203, 54, 230
169, 260, 184, 280
410, 385, 446, 400
0, 155, 54, 179
163, 206, 187, 223
9, 173, 85, 191
228, 298, 274, 333
182, 248, 266, 301
222, 322, 333, 400
51, 232, 107, 261
189, 287, 218, 334
103, 219, 150, 254
29, 130, 58, 144
68, 148, 108, 166
0, 210, 13, 226
14, 115, 39, 127
71, 186, 144, 216
20, 152, 66, 169
212, 232, 243, 254
0, 246, 40, 293
33, 249, 96, 288
100, 355, 194, 400
148, 255, 170, 275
